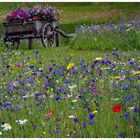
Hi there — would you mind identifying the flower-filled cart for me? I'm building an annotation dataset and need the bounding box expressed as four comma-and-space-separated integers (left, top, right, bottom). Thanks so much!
3, 7, 74, 49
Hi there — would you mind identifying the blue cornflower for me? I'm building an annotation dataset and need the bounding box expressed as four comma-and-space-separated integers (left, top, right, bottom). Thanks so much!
48, 66, 53, 72
124, 112, 130, 121
90, 63, 94, 68
118, 132, 123, 137
35, 93, 43, 99
57, 88, 62, 94
44, 81, 49, 90
130, 61, 136, 66
56, 96, 60, 101
29, 65, 34, 69
88, 113, 95, 120
125, 95, 134, 102
72, 117, 78, 123
88, 121, 94, 125
81, 122, 86, 128
124, 85, 129, 90
54, 130, 60, 135
35, 50, 39, 54
134, 107, 138, 113
2, 70, 5, 75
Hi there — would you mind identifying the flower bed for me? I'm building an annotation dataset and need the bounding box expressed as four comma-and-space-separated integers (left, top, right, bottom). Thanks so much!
5, 6, 60, 23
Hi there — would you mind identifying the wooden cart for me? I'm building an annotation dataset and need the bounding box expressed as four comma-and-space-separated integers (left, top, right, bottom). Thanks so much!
3, 20, 74, 49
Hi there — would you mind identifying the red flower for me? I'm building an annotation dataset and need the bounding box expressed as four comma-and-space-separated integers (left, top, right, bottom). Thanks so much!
45, 110, 54, 121
112, 105, 122, 112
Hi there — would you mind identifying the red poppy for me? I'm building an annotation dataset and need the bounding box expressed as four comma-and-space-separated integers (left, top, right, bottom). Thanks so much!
112, 105, 122, 112
45, 110, 54, 121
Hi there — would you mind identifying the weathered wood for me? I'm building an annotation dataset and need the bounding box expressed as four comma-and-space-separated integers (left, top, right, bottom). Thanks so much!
3, 20, 62, 49
28, 38, 32, 49
55, 32, 60, 47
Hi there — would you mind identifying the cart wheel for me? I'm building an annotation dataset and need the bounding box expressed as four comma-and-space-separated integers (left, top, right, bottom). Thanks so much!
4, 39, 20, 50
41, 23, 55, 48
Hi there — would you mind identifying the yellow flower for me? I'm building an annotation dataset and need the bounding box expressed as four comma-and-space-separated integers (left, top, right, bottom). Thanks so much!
101, 67, 109, 70
92, 110, 98, 114
32, 60, 36, 63
110, 76, 122, 80
132, 71, 140, 75
95, 57, 102, 61
99, 80, 104, 83
56, 80, 59, 83
67, 63, 74, 70
43, 132, 47, 135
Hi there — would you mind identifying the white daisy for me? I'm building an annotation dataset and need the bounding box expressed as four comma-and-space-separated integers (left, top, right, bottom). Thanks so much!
16, 119, 28, 125
1, 123, 12, 131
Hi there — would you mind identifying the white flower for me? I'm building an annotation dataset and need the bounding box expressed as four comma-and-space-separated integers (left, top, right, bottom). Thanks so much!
69, 84, 77, 91
111, 98, 119, 101
16, 119, 28, 125
67, 94, 72, 98
69, 115, 75, 119
128, 106, 135, 111
68, 84, 77, 97
1, 123, 12, 131
71, 99, 77, 103
0, 131, 2, 135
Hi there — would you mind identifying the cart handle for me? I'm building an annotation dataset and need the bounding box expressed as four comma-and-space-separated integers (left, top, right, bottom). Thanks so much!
54, 28, 75, 38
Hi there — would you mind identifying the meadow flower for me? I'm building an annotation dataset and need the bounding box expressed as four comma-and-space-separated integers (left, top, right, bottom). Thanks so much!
71, 99, 77, 103
95, 57, 102, 61
0, 131, 2, 135
88, 113, 95, 120
67, 63, 74, 70
45, 110, 54, 121
55, 96, 60, 101
125, 95, 134, 102
111, 98, 119, 101
132, 71, 140, 75
69, 115, 75, 119
72, 117, 78, 123
1, 123, 12, 131
134, 107, 138, 113
118, 132, 123, 137
92, 110, 98, 114
124, 112, 130, 121
127, 106, 135, 111
16, 119, 28, 125
112, 105, 122, 112
110, 76, 122, 80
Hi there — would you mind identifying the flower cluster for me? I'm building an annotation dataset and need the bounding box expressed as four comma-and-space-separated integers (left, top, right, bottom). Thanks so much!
0, 49, 140, 137
5, 6, 60, 23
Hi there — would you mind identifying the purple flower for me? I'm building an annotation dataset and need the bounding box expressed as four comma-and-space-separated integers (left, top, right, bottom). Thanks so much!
54, 130, 60, 135
34, 93, 43, 99
48, 66, 53, 72
118, 132, 123, 137
124, 85, 129, 90
35, 50, 39, 54
134, 107, 138, 113
81, 122, 86, 128
88, 113, 95, 120
72, 117, 78, 123
124, 112, 130, 121
29, 65, 34, 69
55, 96, 60, 101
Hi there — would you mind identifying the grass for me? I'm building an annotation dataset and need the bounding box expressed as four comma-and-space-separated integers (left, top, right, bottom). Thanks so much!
0, 47, 140, 137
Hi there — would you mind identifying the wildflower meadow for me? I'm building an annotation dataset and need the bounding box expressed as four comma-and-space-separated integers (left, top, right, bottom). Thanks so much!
0, 2, 140, 138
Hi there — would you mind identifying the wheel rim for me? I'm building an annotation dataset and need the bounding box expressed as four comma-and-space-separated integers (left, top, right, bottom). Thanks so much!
42, 23, 55, 48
